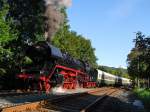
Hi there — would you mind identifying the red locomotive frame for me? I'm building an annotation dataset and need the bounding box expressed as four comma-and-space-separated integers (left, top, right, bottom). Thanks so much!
17, 64, 96, 93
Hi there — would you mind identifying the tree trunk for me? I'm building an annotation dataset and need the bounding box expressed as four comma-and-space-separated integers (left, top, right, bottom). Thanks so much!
145, 78, 147, 88
137, 77, 140, 87
144, 78, 146, 88
148, 77, 150, 88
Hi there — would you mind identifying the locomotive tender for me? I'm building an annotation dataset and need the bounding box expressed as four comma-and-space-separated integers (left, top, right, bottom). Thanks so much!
17, 41, 131, 93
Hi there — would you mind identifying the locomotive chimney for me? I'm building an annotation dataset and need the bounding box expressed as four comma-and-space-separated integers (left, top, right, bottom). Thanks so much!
44, 0, 72, 42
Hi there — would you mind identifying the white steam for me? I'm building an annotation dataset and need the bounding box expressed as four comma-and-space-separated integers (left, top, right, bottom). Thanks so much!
52, 86, 66, 94
44, 0, 72, 8
43, 0, 72, 42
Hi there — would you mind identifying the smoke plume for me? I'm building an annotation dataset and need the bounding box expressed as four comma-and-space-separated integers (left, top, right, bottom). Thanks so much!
44, 0, 72, 8
44, 0, 72, 42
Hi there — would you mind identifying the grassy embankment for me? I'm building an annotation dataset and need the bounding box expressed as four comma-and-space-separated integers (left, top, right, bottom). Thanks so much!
133, 88, 150, 110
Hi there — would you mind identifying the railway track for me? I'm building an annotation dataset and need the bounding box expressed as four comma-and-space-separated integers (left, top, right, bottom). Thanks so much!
0, 91, 38, 108
0, 87, 120, 112
0, 91, 38, 98
90, 89, 124, 112
42, 88, 118, 112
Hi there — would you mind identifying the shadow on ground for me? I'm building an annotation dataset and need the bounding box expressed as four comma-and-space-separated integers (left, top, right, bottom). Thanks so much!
43, 91, 144, 112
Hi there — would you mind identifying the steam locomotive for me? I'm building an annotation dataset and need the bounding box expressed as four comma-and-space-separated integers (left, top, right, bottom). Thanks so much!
17, 41, 96, 93
17, 41, 131, 93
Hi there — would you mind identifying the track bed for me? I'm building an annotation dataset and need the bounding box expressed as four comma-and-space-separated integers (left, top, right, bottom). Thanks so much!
1, 87, 145, 112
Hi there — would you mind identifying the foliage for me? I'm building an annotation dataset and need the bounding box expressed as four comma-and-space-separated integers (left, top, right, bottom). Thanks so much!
0, 0, 15, 75
98, 65, 129, 78
0, 1, 20, 89
7, 0, 45, 43
52, 9, 97, 67
3, 0, 46, 71
127, 32, 150, 87
133, 88, 150, 110
3, 0, 45, 71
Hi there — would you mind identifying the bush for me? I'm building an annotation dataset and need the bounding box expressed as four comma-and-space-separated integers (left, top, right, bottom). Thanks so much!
134, 88, 150, 110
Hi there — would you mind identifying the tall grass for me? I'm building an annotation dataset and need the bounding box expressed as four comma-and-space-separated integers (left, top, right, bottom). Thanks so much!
133, 88, 150, 110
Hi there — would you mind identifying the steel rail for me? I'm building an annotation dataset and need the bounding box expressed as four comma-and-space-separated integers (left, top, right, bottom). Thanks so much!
0, 88, 108, 112
43, 88, 116, 112
0, 91, 38, 98
80, 89, 117, 112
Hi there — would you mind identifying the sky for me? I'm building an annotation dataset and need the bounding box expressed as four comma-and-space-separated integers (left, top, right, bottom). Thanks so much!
66, 0, 150, 68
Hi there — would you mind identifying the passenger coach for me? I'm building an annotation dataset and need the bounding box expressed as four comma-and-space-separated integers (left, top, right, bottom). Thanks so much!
96, 69, 131, 87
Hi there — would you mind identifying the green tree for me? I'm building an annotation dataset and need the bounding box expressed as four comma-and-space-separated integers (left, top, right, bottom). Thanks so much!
4, 0, 47, 70
0, 0, 15, 75
98, 65, 129, 78
0, 1, 19, 89
127, 32, 150, 88
7, 0, 45, 43
52, 9, 97, 67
